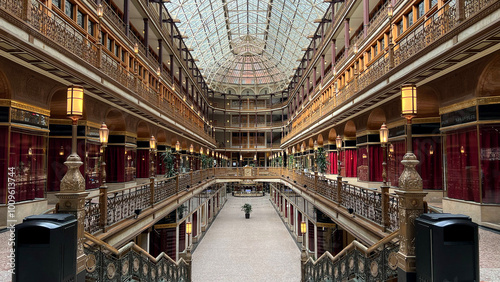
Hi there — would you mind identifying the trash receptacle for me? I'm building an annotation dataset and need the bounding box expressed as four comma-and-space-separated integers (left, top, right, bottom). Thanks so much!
415, 213, 479, 282
14, 214, 77, 282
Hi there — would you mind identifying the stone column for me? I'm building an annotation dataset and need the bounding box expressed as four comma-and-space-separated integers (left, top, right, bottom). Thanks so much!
396, 153, 426, 282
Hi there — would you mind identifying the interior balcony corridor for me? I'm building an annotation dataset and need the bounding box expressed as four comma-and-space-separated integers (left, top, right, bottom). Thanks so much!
192, 195, 300, 282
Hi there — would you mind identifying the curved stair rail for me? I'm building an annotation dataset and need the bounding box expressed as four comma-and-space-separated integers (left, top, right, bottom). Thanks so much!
302, 230, 399, 282
84, 232, 191, 281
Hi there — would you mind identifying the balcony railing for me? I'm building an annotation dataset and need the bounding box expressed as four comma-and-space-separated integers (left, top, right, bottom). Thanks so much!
84, 232, 190, 281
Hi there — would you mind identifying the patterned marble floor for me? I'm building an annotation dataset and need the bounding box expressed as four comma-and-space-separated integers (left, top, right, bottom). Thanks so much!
191, 195, 301, 282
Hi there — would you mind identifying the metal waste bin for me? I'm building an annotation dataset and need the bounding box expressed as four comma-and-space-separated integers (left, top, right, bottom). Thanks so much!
415, 213, 479, 282
14, 214, 77, 282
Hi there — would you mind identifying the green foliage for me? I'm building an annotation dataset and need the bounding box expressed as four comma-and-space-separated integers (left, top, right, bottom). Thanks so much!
316, 147, 330, 174
241, 203, 252, 214
288, 155, 294, 169
278, 156, 283, 167
161, 150, 177, 177
201, 155, 214, 169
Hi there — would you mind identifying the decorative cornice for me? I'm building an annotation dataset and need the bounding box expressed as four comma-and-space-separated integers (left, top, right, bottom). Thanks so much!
0, 99, 51, 116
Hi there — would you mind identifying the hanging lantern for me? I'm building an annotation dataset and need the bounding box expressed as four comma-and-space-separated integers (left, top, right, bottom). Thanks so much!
401, 84, 417, 118
379, 123, 388, 145
67, 85, 84, 118
186, 221, 192, 234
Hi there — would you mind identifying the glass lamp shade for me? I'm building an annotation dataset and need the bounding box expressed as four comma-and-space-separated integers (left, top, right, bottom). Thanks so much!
67, 85, 84, 117
401, 84, 417, 117
99, 122, 109, 145
301, 144, 304, 153
292, 147, 296, 154
186, 222, 192, 234
150, 136, 157, 150
314, 140, 318, 151
175, 141, 180, 152
134, 43, 139, 54
336, 136, 342, 149
379, 123, 388, 145
388, 3, 393, 18
240, 155, 242, 161
301, 221, 307, 234
200, 147, 204, 155
207, 148, 210, 155
190, 144, 194, 154
285, 148, 289, 155
97, 4, 103, 18
254, 154, 257, 161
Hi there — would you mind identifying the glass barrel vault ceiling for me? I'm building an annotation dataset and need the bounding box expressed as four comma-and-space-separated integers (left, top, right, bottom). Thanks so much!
165, 0, 329, 92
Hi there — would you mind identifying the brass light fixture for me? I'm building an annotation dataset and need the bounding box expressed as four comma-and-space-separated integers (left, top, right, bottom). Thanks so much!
401, 84, 417, 153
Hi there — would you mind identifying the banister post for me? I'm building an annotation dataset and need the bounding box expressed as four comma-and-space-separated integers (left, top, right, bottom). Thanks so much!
314, 171, 318, 192
150, 177, 155, 207
99, 186, 108, 232
176, 174, 179, 193
190, 170, 193, 186
381, 186, 389, 231
336, 175, 342, 207
185, 246, 192, 281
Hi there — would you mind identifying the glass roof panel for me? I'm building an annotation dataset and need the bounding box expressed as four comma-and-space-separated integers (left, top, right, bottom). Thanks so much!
165, 0, 329, 92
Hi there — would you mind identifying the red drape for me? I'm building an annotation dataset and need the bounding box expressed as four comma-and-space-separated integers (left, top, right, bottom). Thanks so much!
0, 127, 8, 204
136, 149, 150, 178
369, 145, 383, 182
388, 141, 405, 187
446, 128, 480, 202
328, 152, 338, 174
9, 132, 46, 201
106, 145, 125, 182
357, 146, 368, 181
480, 125, 500, 204
414, 137, 442, 190
342, 149, 357, 177
47, 138, 70, 192
308, 221, 315, 252
178, 221, 186, 253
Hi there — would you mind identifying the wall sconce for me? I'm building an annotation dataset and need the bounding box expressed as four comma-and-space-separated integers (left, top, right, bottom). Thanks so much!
134, 43, 139, 54
430, 145, 434, 155
301, 221, 307, 234
28, 148, 32, 156
362, 154, 367, 159
59, 146, 64, 156
460, 146, 465, 154
186, 221, 192, 234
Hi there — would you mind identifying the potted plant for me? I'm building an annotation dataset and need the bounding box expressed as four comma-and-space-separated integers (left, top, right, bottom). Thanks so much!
241, 203, 252, 219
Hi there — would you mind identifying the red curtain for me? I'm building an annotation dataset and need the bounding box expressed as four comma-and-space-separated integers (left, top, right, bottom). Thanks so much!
328, 152, 338, 174
0, 127, 7, 204
369, 145, 383, 182
136, 149, 150, 178
308, 221, 315, 252
388, 141, 405, 187
480, 125, 500, 204
9, 132, 46, 201
342, 149, 357, 177
446, 128, 479, 202
178, 221, 186, 253
357, 146, 368, 181
106, 145, 125, 182
414, 137, 442, 190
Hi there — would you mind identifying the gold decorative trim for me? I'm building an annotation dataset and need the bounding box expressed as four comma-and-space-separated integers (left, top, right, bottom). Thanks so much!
477, 96, 500, 106
0, 99, 51, 116
387, 119, 406, 129
439, 99, 477, 115
49, 119, 101, 129
137, 138, 151, 142
154, 223, 177, 229
316, 222, 337, 228
11, 123, 50, 133
413, 117, 441, 124
356, 130, 379, 136
110, 131, 137, 138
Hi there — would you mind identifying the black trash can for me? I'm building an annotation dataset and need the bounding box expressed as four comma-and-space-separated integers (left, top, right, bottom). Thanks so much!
14, 214, 77, 282
415, 213, 479, 282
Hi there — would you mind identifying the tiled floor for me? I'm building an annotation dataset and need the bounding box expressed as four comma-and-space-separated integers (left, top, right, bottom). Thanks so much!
192, 195, 301, 282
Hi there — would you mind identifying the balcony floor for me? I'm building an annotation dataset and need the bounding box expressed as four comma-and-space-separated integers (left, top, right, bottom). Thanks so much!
192, 195, 301, 282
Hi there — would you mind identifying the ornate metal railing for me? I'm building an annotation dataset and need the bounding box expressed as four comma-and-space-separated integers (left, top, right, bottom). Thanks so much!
303, 231, 399, 282
84, 232, 190, 282
107, 183, 151, 226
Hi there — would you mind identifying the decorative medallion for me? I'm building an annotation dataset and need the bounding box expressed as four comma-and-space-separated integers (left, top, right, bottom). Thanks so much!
158, 265, 162, 276
388, 252, 398, 270
370, 261, 379, 277
133, 258, 140, 272
85, 254, 96, 272
152, 268, 156, 279
358, 260, 364, 272
143, 264, 148, 275
122, 261, 129, 275
107, 263, 116, 279
341, 262, 345, 274
334, 267, 338, 278
349, 257, 354, 270
164, 264, 167, 273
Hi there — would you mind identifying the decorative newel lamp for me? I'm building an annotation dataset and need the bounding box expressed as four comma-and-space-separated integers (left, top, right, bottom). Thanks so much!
401, 84, 417, 152
301, 220, 307, 235
99, 122, 109, 187
336, 135, 342, 176
379, 123, 389, 186
314, 140, 318, 172
186, 221, 192, 235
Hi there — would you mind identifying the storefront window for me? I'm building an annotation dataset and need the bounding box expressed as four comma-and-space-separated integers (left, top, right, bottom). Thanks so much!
445, 128, 480, 202
480, 125, 500, 204
9, 132, 47, 202
125, 147, 136, 182
357, 146, 368, 181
